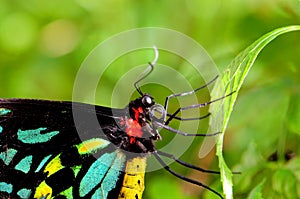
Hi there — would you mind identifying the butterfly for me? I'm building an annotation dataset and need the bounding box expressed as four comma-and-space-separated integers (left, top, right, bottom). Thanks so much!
0, 49, 230, 199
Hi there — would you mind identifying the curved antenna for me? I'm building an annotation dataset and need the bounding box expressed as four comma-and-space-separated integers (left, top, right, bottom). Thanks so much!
134, 46, 159, 95
151, 45, 159, 65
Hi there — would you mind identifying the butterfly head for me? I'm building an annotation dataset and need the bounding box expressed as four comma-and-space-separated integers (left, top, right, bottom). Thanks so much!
114, 94, 165, 153
128, 94, 163, 136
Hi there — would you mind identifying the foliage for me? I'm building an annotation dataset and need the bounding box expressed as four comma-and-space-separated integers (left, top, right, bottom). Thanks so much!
210, 26, 300, 199
0, 1, 300, 199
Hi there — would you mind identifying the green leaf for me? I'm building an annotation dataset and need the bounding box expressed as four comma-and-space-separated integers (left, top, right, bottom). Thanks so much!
272, 169, 298, 199
208, 25, 300, 199
247, 179, 265, 199
286, 95, 300, 135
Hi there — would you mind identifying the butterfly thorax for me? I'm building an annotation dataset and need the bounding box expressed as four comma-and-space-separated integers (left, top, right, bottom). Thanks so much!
108, 94, 162, 154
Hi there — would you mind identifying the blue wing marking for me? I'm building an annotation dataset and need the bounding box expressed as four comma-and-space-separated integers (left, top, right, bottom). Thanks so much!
99, 152, 125, 197
35, 155, 52, 172
79, 151, 125, 198
17, 127, 59, 144
0, 108, 11, 116
0, 182, 13, 194
0, 148, 17, 165
15, 155, 33, 173
17, 188, 32, 198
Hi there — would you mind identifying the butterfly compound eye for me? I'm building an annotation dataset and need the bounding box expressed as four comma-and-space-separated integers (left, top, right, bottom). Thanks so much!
142, 95, 154, 107
150, 104, 165, 121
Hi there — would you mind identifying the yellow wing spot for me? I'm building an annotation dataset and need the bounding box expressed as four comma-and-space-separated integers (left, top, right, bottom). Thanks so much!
44, 154, 63, 176
77, 138, 110, 154
119, 157, 146, 199
34, 181, 52, 199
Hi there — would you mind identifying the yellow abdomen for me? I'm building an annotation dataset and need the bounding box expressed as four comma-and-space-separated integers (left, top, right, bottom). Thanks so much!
118, 157, 147, 199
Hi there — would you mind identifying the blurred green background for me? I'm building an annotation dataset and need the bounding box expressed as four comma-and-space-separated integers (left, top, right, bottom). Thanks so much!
1, 0, 300, 198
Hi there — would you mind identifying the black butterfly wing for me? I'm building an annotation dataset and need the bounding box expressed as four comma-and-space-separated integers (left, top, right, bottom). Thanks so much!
0, 99, 127, 198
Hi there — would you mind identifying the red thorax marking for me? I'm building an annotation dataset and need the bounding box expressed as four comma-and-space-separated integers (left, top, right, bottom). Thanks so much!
119, 107, 145, 142
132, 107, 143, 121
125, 118, 143, 138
